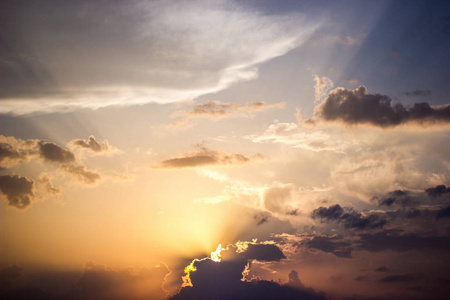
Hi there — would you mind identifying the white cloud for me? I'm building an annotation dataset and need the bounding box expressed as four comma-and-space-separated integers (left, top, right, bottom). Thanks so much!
1, 0, 320, 114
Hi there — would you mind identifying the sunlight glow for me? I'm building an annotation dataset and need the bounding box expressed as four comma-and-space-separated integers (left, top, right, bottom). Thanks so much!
182, 244, 223, 287
210, 244, 223, 262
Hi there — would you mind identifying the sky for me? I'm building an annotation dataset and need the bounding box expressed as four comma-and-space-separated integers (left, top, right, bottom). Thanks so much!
1, 0, 450, 299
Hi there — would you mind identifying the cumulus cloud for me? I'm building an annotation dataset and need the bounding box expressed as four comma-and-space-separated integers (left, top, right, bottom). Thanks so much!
0, 135, 101, 185
0, 136, 38, 168
425, 185, 450, 198
1, 0, 319, 114
69, 136, 114, 153
312, 86, 450, 127
0, 174, 35, 209
38, 141, 76, 163
173, 242, 325, 300
38, 141, 101, 184
311, 204, 386, 230
154, 146, 264, 169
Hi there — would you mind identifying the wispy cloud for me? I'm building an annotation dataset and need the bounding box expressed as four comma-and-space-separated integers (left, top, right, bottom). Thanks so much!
1, 0, 319, 114
154, 145, 265, 169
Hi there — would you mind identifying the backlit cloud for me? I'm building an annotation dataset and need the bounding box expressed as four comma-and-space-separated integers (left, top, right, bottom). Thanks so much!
69, 136, 114, 153
311, 86, 450, 127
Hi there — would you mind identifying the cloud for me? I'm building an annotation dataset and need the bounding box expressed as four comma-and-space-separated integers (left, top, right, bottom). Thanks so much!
245, 122, 353, 153
311, 204, 386, 230
0, 135, 38, 168
1, 1, 319, 114
69, 136, 114, 153
1, 136, 101, 185
375, 266, 390, 272
375, 190, 414, 207
38, 141, 101, 184
436, 206, 450, 220
184, 101, 285, 120
302, 236, 352, 258
358, 231, 450, 253
59, 163, 101, 185
405, 89, 432, 97
311, 86, 450, 127
0, 263, 171, 300
37, 173, 61, 199
313, 75, 334, 104
378, 274, 418, 283
38, 141, 76, 163
425, 185, 450, 198
263, 183, 295, 214
173, 242, 325, 300
0, 174, 35, 209
154, 146, 264, 169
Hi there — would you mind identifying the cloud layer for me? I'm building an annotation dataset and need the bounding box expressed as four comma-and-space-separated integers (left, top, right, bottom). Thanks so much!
0, 0, 318, 114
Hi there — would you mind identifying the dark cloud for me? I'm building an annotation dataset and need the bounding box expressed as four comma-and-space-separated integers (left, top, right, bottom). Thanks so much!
0, 263, 170, 300
313, 86, 450, 127
38, 141, 76, 164
405, 89, 432, 97
255, 213, 270, 226
378, 274, 418, 283
436, 206, 450, 220
154, 146, 264, 169
358, 231, 450, 252
425, 185, 450, 198
0, 143, 32, 169
375, 266, 390, 272
311, 204, 386, 230
173, 244, 324, 300
0, 174, 35, 209
70, 136, 112, 153
311, 204, 344, 220
376, 190, 413, 207
241, 244, 286, 262
304, 236, 352, 258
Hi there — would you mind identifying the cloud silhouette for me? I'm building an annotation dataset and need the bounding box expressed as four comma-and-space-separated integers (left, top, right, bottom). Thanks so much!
172, 243, 325, 300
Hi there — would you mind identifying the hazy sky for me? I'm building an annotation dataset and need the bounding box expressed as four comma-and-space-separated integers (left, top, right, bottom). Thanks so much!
1, 1, 450, 299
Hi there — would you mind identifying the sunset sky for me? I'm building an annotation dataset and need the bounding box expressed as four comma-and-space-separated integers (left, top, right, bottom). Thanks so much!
1, 1, 450, 299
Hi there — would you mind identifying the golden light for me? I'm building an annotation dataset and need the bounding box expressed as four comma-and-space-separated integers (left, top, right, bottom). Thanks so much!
181, 244, 223, 287
210, 244, 223, 262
